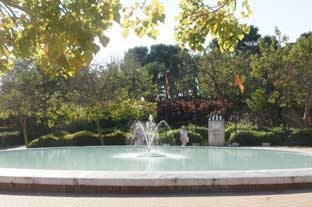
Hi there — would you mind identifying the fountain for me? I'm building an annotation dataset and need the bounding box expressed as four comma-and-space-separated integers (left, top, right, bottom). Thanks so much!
131, 114, 170, 157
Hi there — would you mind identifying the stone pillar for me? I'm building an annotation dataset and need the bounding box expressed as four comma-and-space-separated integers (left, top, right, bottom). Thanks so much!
208, 115, 225, 146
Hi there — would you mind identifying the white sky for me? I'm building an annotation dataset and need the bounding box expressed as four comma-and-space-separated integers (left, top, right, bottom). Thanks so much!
94, 0, 312, 64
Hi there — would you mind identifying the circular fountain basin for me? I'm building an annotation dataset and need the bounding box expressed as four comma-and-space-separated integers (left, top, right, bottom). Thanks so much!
1, 146, 312, 193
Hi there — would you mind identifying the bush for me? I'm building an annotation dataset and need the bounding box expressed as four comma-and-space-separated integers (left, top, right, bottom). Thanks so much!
229, 130, 283, 146
28, 131, 98, 148
0, 131, 23, 147
287, 128, 312, 145
187, 125, 208, 139
225, 126, 236, 140
28, 134, 69, 148
159, 129, 203, 146
289, 128, 312, 138
0, 127, 17, 133
66, 120, 96, 133
102, 130, 126, 145
69, 131, 100, 146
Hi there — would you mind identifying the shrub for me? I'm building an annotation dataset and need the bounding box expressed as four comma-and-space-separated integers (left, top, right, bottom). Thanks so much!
159, 129, 203, 146
289, 128, 312, 138
69, 131, 100, 146
225, 126, 236, 140
52, 130, 69, 138
66, 119, 96, 133
0, 131, 23, 147
287, 128, 312, 145
102, 130, 127, 145
29, 131, 99, 148
0, 127, 17, 133
28, 134, 69, 148
187, 125, 208, 139
229, 130, 283, 146
29, 130, 128, 148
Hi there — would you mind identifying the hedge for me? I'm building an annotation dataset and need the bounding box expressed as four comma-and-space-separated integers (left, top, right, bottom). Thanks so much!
101, 130, 126, 145
28, 130, 127, 148
0, 131, 23, 147
186, 125, 208, 139
159, 129, 203, 146
28, 134, 68, 148
0, 127, 17, 133
69, 131, 100, 146
286, 128, 312, 145
229, 130, 284, 146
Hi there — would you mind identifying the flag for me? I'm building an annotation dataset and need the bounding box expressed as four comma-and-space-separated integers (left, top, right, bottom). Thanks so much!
234, 74, 245, 93
165, 73, 171, 98
194, 76, 201, 95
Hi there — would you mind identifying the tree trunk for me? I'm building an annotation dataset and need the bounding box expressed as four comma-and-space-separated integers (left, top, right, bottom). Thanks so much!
96, 120, 104, 145
303, 102, 311, 127
19, 116, 29, 147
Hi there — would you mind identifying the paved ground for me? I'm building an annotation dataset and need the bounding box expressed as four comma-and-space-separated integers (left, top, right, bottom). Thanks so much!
0, 146, 312, 207
1, 189, 312, 207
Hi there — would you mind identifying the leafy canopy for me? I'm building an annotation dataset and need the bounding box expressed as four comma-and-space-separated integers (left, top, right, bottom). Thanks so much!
0, 0, 251, 76
175, 0, 252, 52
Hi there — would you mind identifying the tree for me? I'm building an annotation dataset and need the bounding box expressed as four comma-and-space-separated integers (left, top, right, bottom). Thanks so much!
0, 0, 165, 75
146, 44, 183, 97
0, 0, 251, 76
175, 0, 252, 52
67, 64, 122, 141
124, 46, 149, 66
288, 32, 312, 126
248, 32, 294, 127
235, 25, 261, 54
0, 60, 43, 145
119, 54, 156, 101
198, 48, 243, 100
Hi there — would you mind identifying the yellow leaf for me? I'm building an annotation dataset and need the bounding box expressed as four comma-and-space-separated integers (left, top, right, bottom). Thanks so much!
122, 29, 129, 38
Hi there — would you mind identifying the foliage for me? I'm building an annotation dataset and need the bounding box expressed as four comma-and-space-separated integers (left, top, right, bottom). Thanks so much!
0, 126, 17, 133
157, 98, 231, 127
175, 0, 251, 52
28, 133, 67, 148
28, 130, 127, 147
102, 130, 127, 145
0, 0, 165, 76
289, 128, 312, 139
0, 131, 23, 147
287, 32, 312, 125
229, 130, 284, 146
186, 124, 208, 139
0, 0, 252, 76
68, 131, 100, 146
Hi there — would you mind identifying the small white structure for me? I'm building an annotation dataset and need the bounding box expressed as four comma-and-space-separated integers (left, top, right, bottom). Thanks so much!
208, 115, 225, 146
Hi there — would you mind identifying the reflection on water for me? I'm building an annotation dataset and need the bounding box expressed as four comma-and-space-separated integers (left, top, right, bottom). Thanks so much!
0, 147, 311, 171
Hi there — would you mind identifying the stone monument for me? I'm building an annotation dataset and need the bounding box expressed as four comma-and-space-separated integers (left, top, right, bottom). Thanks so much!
208, 115, 225, 146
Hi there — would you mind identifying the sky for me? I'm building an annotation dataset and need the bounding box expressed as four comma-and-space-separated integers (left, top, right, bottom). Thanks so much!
94, 0, 312, 64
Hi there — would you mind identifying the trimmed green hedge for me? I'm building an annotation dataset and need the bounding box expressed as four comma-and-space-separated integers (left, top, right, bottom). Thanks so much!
187, 125, 208, 139
69, 131, 100, 146
0, 127, 17, 133
229, 130, 284, 146
28, 130, 127, 148
28, 134, 68, 148
0, 131, 23, 147
102, 130, 126, 145
159, 129, 203, 145
286, 128, 312, 145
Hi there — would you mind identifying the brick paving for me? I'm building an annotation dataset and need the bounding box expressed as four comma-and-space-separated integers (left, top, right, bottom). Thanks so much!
0, 146, 312, 207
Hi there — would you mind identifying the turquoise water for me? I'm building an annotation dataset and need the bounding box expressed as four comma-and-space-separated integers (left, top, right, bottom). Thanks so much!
0, 146, 312, 171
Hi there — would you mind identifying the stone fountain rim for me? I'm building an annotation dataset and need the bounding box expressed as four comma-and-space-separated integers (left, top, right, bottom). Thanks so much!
0, 146, 312, 190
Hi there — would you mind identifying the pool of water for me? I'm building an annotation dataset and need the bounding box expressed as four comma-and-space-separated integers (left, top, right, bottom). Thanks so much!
0, 146, 312, 171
